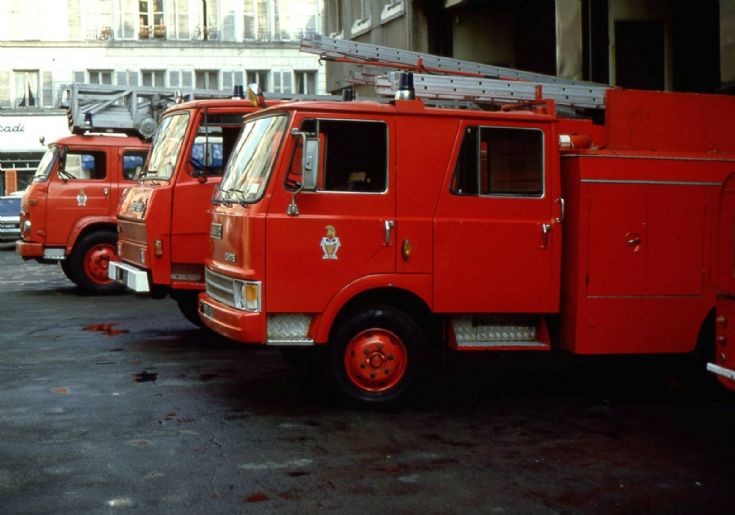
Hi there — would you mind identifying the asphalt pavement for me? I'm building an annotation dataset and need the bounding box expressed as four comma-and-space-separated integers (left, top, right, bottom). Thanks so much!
1, 248, 734, 514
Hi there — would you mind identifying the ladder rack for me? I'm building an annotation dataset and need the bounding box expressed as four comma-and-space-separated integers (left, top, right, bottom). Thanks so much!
301, 34, 609, 111
60, 83, 235, 139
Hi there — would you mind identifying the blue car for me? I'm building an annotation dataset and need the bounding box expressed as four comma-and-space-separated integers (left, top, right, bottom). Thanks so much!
0, 192, 23, 248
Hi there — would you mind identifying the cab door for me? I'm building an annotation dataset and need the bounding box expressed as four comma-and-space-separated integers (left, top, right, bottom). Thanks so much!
433, 123, 561, 313
46, 147, 112, 246
265, 117, 395, 313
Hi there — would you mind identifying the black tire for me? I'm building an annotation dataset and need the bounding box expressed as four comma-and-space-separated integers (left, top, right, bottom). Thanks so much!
322, 305, 428, 407
60, 259, 74, 282
67, 231, 122, 294
171, 291, 205, 328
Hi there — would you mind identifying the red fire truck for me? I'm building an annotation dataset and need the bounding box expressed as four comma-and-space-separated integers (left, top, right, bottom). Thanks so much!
110, 96, 264, 324
16, 83, 234, 293
195, 68, 735, 405
16, 133, 149, 292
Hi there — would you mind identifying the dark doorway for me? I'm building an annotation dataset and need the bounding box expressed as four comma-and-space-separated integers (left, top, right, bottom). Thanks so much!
615, 20, 665, 90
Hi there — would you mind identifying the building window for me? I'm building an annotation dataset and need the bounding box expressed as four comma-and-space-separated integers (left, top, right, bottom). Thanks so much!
139, 0, 166, 39
116, 71, 140, 86
295, 70, 317, 95
351, 0, 371, 37
243, 0, 271, 41
380, 0, 404, 23
88, 70, 113, 85
114, 0, 137, 39
14, 71, 39, 108
166, 0, 191, 40
273, 71, 293, 94
222, 71, 245, 93
195, 70, 219, 90
246, 70, 269, 91
327, 0, 342, 37
169, 70, 194, 88
142, 70, 166, 87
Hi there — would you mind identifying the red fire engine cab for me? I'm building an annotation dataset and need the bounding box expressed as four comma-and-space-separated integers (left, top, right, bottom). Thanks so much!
110, 89, 335, 325
17, 133, 149, 292
110, 97, 258, 324
196, 70, 735, 406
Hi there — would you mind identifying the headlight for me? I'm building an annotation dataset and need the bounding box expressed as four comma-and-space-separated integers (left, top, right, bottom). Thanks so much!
234, 280, 261, 312
22, 220, 31, 237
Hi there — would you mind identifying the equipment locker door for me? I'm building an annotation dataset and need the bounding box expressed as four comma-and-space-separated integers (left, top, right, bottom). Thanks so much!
266, 117, 395, 313
434, 124, 561, 313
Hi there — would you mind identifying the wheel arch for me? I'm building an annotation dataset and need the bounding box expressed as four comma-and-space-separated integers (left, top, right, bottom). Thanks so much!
66, 216, 118, 255
311, 274, 438, 345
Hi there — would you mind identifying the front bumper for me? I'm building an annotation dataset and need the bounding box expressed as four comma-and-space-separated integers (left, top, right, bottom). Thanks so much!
16, 240, 45, 259
108, 260, 151, 293
198, 292, 266, 344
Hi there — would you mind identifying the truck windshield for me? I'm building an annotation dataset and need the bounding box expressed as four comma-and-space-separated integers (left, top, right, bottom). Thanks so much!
32, 146, 59, 183
214, 114, 288, 204
143, 112, 190, 180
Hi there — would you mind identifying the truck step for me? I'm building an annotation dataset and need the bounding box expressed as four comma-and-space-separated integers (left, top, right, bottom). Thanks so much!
451, 315, 551, 352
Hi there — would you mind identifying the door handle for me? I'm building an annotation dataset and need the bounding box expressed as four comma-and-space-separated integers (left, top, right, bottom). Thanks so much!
555, 197, 565, 223
384, 220, 395, 246
103, 187, 110, 197
540, 223, 552, 249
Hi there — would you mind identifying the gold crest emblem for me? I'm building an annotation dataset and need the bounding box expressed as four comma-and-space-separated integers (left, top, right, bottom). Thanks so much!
320, 225, 341, 260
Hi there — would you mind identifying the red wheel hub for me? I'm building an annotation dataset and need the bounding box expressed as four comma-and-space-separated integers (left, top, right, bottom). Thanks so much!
84, 244, 117, 285
344, 329, 408, 393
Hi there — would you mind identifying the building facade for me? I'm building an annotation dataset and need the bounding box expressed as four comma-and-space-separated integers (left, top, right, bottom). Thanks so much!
323, 0, 733, 96
0, 0, 325, 190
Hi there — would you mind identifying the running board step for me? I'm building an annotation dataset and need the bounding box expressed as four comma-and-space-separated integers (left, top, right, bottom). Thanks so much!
451, 315, 551, 352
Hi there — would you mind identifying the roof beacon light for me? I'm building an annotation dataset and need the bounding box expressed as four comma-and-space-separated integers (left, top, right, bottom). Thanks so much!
342, 87, 356, 102
82, 113, 93, 131
232, 84, 245, 99
394, 72, 416, 101
246, 83, 266, 108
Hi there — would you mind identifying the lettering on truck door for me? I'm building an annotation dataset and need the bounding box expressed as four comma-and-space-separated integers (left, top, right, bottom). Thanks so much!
266, 117, 395, 313
433, 123, 561, 313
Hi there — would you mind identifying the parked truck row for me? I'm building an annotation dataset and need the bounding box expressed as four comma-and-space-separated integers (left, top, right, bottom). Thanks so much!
16, 38, 735, 406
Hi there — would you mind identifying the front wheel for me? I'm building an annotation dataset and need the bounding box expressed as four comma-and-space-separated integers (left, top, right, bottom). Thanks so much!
67, 231, 122, 294
323, 305, 428, 407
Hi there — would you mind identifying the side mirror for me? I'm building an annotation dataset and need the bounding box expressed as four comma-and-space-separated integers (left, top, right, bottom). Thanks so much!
301, 137, 319, 191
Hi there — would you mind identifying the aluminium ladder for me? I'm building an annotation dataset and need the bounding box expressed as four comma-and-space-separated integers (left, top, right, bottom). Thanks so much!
300, 34, 609, 112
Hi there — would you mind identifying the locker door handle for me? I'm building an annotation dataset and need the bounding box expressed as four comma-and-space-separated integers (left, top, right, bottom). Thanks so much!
384, 220, 395, 246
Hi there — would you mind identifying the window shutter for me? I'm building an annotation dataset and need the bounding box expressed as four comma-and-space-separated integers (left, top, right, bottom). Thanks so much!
0, 72, 10, 108
42, 71, 54, 107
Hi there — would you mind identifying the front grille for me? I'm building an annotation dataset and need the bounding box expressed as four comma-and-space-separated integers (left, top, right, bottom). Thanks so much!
118, 219, 147, 245
205, 268, 236, 307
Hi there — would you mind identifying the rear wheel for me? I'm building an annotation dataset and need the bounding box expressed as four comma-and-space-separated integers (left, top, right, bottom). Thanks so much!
323, 305, 428, 407
67, 231, 122, 294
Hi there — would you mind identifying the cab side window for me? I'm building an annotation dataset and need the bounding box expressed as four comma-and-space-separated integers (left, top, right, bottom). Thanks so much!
313, 119, 388, 193
452, 126, 543, 197
123, 151, 148, 180
63, 152, 107, 180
